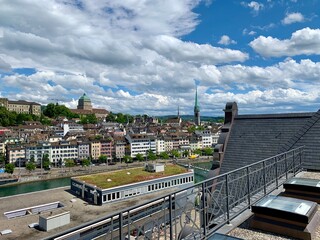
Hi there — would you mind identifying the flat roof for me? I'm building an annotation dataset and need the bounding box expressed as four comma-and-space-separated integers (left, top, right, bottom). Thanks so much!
72, 164, 189, 189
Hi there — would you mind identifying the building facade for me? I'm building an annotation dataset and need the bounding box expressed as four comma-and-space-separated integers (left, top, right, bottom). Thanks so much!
126, 134, 156, 158
0, 98, 41, 116
71, 166, 194, 205
6, 144, 26, 165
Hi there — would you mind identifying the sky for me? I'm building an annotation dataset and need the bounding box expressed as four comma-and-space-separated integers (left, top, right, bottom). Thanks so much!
0, 0, 320, 116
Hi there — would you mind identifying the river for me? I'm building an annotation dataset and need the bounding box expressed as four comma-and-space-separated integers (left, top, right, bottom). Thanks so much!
0, 177, 70, 198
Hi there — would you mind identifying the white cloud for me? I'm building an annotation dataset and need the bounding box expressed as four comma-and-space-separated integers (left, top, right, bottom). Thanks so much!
282, 12, 305, 25
0, 57, 11, 71
243, 29, 257, 36
249, 27, 320, 57
241, 1, 264, 15
0, 1, 319, 116
218, 35, 237, 45
142, 35, 247, 64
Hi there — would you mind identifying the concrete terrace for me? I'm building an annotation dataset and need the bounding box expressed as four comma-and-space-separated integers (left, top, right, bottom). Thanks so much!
0, 185, 181, 240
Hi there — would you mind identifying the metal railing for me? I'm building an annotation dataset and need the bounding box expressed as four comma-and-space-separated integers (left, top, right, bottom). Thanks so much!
46, 146, 304, 240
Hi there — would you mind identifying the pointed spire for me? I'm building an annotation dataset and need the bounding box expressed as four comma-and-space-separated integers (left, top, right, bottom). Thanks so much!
195, 86, 198, 108
177, 105, 180, 118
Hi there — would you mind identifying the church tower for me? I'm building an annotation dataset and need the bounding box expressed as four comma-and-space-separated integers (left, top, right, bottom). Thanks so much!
194, 87, 200, 126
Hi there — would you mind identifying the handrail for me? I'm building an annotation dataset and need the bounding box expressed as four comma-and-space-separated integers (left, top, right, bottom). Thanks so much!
45, 146, 305, 240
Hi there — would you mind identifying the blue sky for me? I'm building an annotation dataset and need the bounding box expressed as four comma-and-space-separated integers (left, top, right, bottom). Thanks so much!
0, 0, 319, 116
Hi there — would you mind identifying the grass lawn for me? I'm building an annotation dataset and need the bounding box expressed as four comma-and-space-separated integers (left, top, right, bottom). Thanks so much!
74, 164, 188, 189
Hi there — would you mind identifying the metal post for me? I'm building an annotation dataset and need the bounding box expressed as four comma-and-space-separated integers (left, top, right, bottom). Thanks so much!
119, 212, 123, 240
285, 153, 288, 179
225, 174, 230, 224
263, 161, 266, 195
275, 157, 279, 188
293, 150, 296, 176
201, 183, 207, 237
246, 167, 251, 208
169, 194, 173, 239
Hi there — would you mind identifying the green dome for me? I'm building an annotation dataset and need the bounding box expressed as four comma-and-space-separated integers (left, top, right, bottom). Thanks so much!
79, 93, 91, 102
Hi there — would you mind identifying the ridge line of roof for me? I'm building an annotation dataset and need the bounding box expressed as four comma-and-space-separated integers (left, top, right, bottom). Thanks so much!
235, 112, 315, 120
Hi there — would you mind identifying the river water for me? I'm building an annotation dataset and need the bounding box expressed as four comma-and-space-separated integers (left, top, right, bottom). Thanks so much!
0, 162, 212, 198
0, 177, 70, 198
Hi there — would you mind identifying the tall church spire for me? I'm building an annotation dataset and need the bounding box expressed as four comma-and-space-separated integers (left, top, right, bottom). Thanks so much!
194, 86, 200, 126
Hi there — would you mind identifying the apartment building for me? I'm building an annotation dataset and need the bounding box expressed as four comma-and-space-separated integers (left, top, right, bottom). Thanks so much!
5, 144, 26, 165
100, 139, 113, 160
114, 137, 126, 160
78, 142, 90, 160
126, 134, 156, 158
90, 141, 101, 160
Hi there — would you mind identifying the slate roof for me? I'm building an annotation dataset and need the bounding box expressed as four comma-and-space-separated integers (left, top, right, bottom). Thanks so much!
219, 109, 320, 175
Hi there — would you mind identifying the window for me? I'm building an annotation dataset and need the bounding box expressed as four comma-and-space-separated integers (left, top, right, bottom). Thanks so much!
103, 195, 106, 202
107, 194, 111, 201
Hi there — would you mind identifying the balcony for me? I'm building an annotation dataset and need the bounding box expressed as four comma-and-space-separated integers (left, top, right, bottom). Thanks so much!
45, 146, 318, 240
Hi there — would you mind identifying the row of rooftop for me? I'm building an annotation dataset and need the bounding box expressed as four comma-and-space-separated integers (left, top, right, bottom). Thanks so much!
0, 117, 221, 166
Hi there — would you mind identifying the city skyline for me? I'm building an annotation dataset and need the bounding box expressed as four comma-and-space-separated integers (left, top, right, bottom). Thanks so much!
0, 1, 320, 116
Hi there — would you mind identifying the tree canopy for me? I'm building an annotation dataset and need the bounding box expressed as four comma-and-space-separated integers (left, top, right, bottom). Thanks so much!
0, 106, 40, 126
43, 103, 79, 119
5, 163, 15, 174
105, 112, 134, 123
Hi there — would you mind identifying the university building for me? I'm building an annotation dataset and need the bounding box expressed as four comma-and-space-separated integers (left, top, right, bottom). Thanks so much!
0, 98, 41, 116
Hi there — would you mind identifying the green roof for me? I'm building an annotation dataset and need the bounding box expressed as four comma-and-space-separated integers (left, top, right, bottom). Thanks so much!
79, 93, 91, 101
73, 164, 189, 189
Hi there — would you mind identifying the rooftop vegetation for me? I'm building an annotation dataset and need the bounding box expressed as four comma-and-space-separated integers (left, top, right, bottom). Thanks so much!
74, 164, 188, 189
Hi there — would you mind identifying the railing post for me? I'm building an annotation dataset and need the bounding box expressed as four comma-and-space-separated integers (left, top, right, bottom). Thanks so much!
275, 156, 279, 188
119, 212, 123, 240
201, 182, 207, 237
263, 161, 266, 195
225, 174, 230, 224
246, 167, 251, 208
169, 194, 173, 239
293, 149, 296, 176
300, 147, 303, 170
285, 153, 288, 179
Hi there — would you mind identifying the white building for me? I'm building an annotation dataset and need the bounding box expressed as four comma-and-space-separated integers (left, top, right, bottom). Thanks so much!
126, 134, 156, 158
155, 138, 165, 154
195, 130, 213, 148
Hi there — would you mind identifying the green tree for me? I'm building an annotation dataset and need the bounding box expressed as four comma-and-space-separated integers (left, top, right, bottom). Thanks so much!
123, 155, 133, 167
65, 159, 75, 171
42, 154, 51, 170
98, 155, 107, 163
5, 163, 15, 174
43, 103, 77, 119
40, 116, 52, 125
135, 153, 144, 162
147, 150, 157, 161
182, 150, 189, 158
158, 152, 169, 159
43, 103, 57, 118
80, 114, 97, 124
193, 149, 202, 156
171, 150, 181, 159
25, 161, 36, 173
203, 147, 213, 156
0, 153, 5, 167
81, 158, 90, 168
